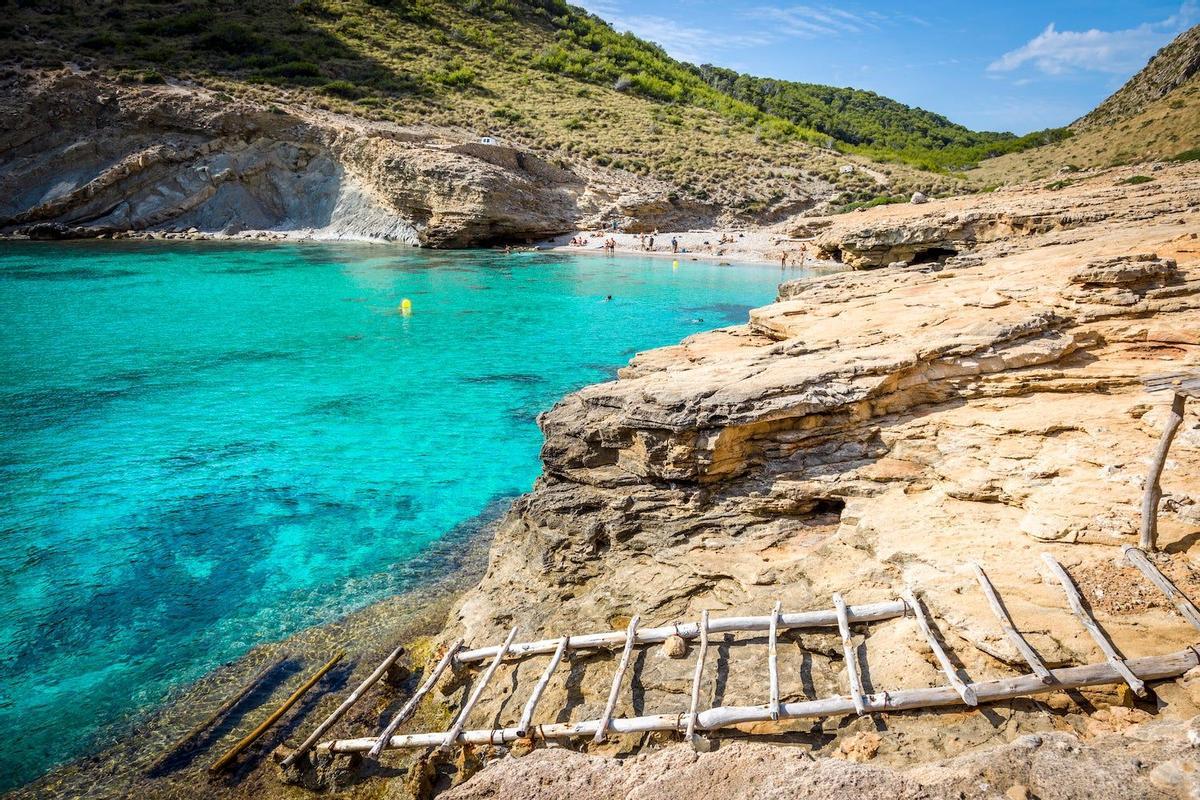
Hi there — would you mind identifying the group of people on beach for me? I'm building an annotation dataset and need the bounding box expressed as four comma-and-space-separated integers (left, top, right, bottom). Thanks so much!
779, 243, 808, 267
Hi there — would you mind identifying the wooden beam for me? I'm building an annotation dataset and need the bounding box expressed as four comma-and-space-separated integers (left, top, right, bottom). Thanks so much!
367, 639, 462, 761
440, 628, 517, 752
148, 652, 288, 774
1140, 392, 1186, 551
516, 636, 569, 738
321, 648, 1200, 753
455, 601, 907, 663
684, 610, 710, 743
1123, 546, 1200, 633
833, 593, 866, 714
593, 615, 640, 744
1041, 554, 1146, 697
768, 601, 782, 720
970, 563, 1053, 684
902, 590, 977, 706
282, 644, 405, 767
209, 651, 344, 773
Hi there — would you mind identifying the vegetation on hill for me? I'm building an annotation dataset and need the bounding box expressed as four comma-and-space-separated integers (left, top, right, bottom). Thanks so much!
696, 66, 1070, 170
1, 0, 983, 213
1075, 24, 1200, 129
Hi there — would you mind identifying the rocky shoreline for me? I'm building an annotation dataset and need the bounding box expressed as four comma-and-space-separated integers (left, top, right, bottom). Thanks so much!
7, 157, 1200, 800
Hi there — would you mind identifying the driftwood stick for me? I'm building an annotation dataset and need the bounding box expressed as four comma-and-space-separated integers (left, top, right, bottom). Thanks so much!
209, 651, 344, 773
903, 591, 978, 706
516, 636, 569, 738
440, 628, 517, 752
148, 651, 289, 774
970, 563, 1053, 684
1123, 546, 1200, 632
684, 610, 710, 743
367, 639, 462, 760
833, 593, 866, 714
455, 601, 907, 663
1140, 392, 1186, 551
282, 644, 405, 767
593, 615, 640, 743
768, 601, 782, 720
321, 648, 1200, 752
1041, 554, 1146, 697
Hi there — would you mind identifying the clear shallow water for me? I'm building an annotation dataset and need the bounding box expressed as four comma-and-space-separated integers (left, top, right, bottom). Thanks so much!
0, 241, 801, 790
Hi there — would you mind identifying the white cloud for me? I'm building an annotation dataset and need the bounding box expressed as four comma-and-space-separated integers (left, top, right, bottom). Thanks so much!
587, 8, 773, 64
988, 1, 1198, 76
743, 5, 878, 38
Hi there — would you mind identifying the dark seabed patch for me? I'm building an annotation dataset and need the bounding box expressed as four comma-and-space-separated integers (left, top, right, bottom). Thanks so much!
464, 373, 545, 386
0, 265, 142, 281
680, 303, 753, 325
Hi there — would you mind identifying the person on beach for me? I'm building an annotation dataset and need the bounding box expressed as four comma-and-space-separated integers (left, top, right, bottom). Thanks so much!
671, 237, 678, 253
648, 236, 655, 251
780, 251, 788, 267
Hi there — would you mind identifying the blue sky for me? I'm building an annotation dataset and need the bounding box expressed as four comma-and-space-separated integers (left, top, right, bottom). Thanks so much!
574, 1, 1199, 133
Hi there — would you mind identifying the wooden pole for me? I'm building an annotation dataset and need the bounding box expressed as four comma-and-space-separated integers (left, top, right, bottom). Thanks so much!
516, 636, 569, 738
593, 615, 640, 744
321, 648, 1200, 753
440, 628, 517, 752
367, 639, 462, 761
455, 601, 907, 663
1140, 393, 1186, 551
970, 563, 1053, 684
833, 593, 866, 714
209, 651, 344, 773
767, 601, 782, 720
1123, 545, 1200, 632
1041, 553, 1146, 697
684, 610, 710, 743
148, 652, 288, 774
282, 644, 405, 767
902, 590, 977, 706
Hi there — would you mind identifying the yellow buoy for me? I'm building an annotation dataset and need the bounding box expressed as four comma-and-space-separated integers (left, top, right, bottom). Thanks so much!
672, 260, 679, 267
399, 298, 412, 316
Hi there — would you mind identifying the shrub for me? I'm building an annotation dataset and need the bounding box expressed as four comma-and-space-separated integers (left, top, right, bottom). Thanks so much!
1117, 175, 1154, 185
322, 79, 361, 98
1044, 179, 1072, 190
436, 65, 475, 88
262, 61, 322, 78
1171, 148, 1200, 162
196, 21, 262, 54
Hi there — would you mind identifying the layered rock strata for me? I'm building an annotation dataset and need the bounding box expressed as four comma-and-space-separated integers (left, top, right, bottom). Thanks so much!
433, 164, 1200, 778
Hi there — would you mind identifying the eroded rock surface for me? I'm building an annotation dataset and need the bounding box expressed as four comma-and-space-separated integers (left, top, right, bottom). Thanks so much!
427, 164, 1200, 790
0, 70, 705, 246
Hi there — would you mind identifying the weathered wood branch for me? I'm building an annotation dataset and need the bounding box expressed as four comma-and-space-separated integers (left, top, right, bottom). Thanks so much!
970, 563, 1053, 684
1041, 553, 1146, 697
903, 590, 978, 706
149, 651, 288, 774
321, 648, 1200, 753
282, 644, 405, 767
210, 651, 344, 773
684, 610, 710, 743
768, 601, 782, 720
833, 593, 866, 714
367, 638, 462, 761
454, 601, 907, 663
1140, 392, 1186, 551
1123, 546, 1200, 633
593, 615, 640, 743
440, 628, 517, 752
516, 636, 569, 738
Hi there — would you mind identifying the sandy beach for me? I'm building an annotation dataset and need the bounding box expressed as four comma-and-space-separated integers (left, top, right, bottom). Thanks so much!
541, 228, 829, 268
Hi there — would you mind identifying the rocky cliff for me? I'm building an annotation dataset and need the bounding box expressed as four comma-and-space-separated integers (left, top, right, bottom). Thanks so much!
423, 163, 1200, 790
0, 70, 714, 246
1075, 24, 1200, 129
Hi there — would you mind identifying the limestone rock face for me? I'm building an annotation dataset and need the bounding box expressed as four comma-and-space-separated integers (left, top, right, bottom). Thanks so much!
0, 71, 685, 246
441, 164, 1200, 779
806, 170, 1200, 269
443, 720, 1200, 800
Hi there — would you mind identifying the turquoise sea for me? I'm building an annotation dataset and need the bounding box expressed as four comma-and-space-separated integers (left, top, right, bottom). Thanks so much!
0, 241, 804, 791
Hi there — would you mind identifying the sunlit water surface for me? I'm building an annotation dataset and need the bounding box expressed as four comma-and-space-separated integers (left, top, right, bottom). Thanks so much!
0, 241, 810, 790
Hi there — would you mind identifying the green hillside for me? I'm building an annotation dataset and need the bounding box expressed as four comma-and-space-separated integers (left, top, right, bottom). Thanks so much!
0, 0, 1028, 209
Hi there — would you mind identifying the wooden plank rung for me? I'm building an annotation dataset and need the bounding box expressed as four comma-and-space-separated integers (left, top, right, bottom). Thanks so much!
970, 563, 1054, 684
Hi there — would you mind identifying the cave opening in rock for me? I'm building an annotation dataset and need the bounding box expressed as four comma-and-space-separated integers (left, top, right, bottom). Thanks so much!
810, 497, 847, 515
909, 246, 958, 265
